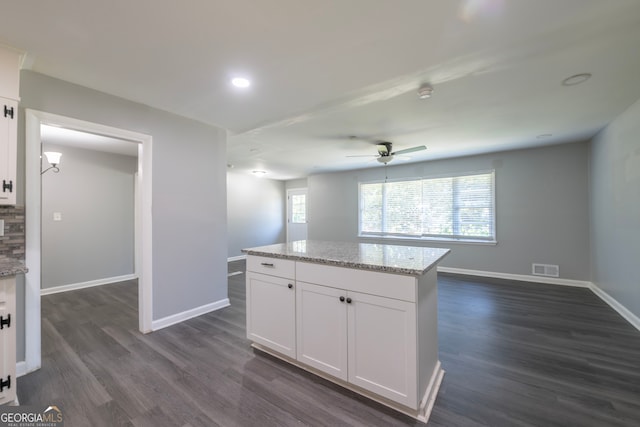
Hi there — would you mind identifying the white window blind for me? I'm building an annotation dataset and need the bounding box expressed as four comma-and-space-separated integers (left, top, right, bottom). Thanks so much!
359, 171, 495, 242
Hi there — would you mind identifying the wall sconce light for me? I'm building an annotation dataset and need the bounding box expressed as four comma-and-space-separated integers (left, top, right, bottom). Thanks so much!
41, 151, 62, 175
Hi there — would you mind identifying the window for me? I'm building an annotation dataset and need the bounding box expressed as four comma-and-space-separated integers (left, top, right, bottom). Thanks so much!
290, 193, 307, 224
359, 171, 495, 242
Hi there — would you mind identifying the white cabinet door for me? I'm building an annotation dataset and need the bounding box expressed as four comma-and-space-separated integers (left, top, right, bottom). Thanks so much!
296, 281, 348, 380
0, 277, 16, 405
246, 272, 296, 358
347, 291, 418, 409
0, 97, 17, 205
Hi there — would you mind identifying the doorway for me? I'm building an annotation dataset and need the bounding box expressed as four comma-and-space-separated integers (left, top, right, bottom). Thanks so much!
23, 110, 153, 375
286, 188, 308, 242
40, 125, 137, 294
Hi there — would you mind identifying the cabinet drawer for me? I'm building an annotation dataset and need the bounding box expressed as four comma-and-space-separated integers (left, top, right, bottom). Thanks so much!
297, 262, 417, 302
247, 256, 295, 279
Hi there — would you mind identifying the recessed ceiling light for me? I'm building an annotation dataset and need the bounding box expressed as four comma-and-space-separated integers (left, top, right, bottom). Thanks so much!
252, 170, 267, 176
562, 73, 591, 86
232, 77, 251, 88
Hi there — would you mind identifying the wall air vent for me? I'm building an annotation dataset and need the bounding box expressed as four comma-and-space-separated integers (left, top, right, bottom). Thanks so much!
532, 263, 559, 277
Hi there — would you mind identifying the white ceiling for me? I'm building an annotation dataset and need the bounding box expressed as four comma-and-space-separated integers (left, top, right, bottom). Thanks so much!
2, 1, 640, 179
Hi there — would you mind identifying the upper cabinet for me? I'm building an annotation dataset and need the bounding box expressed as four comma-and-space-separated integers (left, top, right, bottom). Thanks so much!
0, 47, 20, 101
0, 46, 21, 206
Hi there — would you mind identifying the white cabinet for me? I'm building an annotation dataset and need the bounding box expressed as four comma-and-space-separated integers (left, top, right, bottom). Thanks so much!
347, 291, 416, 407
246, 254, 443, 422
0, 97, 18, 205
246, 257, 296, 358
297, 280, 417, 408
0, 47, 21, 101
0, 276, 17, 405
0, 46, 20, 206
296, 281, 348, 380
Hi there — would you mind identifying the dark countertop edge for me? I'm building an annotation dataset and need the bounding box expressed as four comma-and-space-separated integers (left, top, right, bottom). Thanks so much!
0, 259, 29, 277
243, 248, 450, 277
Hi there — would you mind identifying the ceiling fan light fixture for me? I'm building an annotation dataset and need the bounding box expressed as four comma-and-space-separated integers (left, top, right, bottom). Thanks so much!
377, 155, 394, 164
417, 84, 434, 99
376, 142, 392, 155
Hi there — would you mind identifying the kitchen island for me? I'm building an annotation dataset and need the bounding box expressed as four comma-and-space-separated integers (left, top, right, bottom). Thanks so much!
242, 240, 450, 422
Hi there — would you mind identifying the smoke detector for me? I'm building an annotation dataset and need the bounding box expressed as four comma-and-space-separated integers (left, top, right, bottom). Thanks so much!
417, 84, 434, 99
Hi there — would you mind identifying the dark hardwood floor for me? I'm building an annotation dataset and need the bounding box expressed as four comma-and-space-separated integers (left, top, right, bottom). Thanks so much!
18, 261, 640, 426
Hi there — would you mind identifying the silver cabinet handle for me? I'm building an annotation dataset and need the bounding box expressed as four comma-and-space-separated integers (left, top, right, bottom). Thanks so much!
260, 262, 274, 267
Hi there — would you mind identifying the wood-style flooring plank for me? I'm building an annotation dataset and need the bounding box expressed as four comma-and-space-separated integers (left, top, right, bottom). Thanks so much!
17, 265, 640, 426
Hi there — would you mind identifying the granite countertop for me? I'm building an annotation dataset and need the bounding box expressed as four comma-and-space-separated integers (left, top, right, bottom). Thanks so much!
242, 240, 450, 276
0, 258, 28, 277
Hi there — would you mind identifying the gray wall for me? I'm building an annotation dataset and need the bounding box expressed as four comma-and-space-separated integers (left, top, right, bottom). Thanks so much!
41, 143, 136, 289
308, 142, 591, 281
227, 171, 286, 258
285, 178, 308, 190
590, 98, 640, 318
15, 70, 228, 361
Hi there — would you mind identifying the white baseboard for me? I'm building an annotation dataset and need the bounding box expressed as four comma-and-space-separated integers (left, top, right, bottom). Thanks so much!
437, 267, 591, 288
16, 360, 39, 377
16, 361, 26, 377
438, 266, 640, 332
228, 254, 247, 262
151, 298, 230, 331
40, 274, 138, 296
589, 283, 640, 332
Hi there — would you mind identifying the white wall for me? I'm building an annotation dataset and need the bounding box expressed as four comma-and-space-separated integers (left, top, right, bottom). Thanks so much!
590, 98, 640, 319
227, 171, 286, 258
41, 143, 136, 289
308, 142, 591, 281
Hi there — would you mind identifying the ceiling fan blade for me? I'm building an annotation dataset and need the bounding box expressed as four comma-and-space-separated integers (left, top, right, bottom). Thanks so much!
346, 154, 378, 158
391, 145, 426, 156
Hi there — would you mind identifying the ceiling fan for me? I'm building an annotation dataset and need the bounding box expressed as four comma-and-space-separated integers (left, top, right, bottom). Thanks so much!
347, 141, 427, 164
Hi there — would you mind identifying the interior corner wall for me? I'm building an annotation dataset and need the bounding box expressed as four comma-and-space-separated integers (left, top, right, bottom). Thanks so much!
17, 71, 228, 361
590, 98, 640, 319
227, 171, 286, 258
41, 143, 137, 289
308, 142, 591, 281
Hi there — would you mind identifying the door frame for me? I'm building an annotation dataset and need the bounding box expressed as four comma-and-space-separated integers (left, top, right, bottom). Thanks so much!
22, 109, 153, 375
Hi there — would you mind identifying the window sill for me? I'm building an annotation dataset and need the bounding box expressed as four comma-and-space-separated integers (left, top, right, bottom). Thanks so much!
358, 234, 498, 246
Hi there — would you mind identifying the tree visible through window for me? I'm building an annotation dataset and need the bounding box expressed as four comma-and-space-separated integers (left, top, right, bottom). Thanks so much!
359, 171, 495, 242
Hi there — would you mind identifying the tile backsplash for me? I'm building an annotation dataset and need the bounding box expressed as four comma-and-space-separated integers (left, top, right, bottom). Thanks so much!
0, 205, 25, 260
